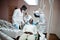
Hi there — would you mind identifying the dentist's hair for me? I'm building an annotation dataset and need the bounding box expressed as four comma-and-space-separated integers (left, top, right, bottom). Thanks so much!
20, 5, 27, 12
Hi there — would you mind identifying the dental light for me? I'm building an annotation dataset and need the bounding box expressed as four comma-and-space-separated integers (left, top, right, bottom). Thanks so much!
24, 0, 38, 5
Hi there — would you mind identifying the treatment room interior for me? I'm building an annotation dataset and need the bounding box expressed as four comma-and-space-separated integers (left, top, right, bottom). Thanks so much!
0, 0, 60, 40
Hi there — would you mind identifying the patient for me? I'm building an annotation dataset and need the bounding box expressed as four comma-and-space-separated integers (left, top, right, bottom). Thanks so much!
19, 19, 38, 40
23, 12, 32, 24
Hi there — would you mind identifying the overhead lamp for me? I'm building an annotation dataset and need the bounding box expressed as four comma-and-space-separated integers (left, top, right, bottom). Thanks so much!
24, 0, 38, 5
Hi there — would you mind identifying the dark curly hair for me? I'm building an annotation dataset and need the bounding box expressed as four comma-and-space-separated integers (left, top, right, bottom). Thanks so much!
20, 5, 27, 12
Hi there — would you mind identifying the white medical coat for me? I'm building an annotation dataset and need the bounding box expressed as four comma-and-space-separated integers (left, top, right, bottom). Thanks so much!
39, 13, 46, 33
12, 8, 24, 27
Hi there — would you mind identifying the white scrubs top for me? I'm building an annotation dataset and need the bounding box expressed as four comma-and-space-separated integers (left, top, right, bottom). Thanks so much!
39, 13, 46, 33
12, 8, 24, 29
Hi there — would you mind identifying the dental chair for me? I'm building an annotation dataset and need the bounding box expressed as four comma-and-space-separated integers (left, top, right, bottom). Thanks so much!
0, 31, 14, 40
0, 19, 23, 39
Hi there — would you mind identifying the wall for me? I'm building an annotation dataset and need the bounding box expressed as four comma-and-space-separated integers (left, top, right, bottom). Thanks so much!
47, 0, 60, 38
49, 0, 58, 33
44, 0, 60, 38
8, 0, 18, 22
55, 0, 60, 38
0, 0, 18, 21
0, 0, 8, 21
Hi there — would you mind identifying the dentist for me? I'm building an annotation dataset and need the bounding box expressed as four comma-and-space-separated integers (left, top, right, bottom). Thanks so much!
12, 5, 27, 29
